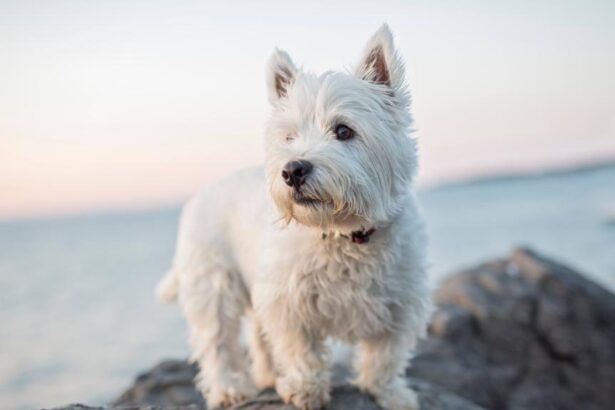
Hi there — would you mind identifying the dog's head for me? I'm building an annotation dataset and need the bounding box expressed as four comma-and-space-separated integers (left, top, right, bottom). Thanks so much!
265, 25, 416, 231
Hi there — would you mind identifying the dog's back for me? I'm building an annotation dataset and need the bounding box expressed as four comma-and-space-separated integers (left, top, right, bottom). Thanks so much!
157, 166, 268, 303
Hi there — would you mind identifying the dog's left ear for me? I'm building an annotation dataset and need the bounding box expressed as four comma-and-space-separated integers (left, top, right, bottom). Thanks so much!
355, 24, 405, 92
266, 48, 298, 105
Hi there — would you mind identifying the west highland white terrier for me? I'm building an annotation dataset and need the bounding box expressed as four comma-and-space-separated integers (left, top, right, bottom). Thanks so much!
156, 24, 431, 410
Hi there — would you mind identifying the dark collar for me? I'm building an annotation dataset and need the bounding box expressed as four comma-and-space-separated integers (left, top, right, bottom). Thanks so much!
350, 227, 377, 244
322, 227, 377, 244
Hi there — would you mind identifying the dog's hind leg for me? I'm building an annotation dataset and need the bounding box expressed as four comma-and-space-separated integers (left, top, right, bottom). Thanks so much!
178, 257, 255, 408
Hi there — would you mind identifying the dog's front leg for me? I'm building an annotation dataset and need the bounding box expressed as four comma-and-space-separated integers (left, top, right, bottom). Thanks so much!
354, 331, 420, 410
264, 320, 330, 410
275, 329, 330, 410
248, 314, 277, 389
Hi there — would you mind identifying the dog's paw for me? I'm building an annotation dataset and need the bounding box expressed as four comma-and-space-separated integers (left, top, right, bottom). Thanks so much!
206, 381, 257, 408
286, 388, 330, 410
276, 376, 330, 410
251, 365, 277, 389
372, 384, 420, 410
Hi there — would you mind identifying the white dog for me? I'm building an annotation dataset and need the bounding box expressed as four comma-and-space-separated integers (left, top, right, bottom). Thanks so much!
156, 24, 431, 410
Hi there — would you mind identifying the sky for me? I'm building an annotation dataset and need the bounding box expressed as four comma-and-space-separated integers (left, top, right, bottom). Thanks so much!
1, 0, 614, 219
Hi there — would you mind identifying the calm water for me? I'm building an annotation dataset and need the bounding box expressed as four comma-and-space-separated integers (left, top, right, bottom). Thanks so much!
1, 166, 614, 409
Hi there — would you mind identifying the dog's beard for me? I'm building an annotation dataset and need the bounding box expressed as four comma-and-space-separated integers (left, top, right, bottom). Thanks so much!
290, 190, 325, 207
271, 180, 368, 229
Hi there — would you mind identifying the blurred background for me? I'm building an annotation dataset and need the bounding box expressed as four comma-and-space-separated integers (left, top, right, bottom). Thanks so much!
1, 1, 614, 408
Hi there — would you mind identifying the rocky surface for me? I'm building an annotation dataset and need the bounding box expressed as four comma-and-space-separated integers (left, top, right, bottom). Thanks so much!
409, 248, 615, 410
49, 248, 615, 410
106, 360, 483, 410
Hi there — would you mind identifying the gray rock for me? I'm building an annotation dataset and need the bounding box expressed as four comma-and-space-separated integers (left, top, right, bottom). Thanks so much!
47, 405, 105, 410
409, 248, 615, 410
111, 360, 484, 410
113, 360, 205, 408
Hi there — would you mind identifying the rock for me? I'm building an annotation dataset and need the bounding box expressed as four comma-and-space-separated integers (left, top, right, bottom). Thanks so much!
408, 248, 615, 410
113, 360, 204, 408
111, 360, 484, 410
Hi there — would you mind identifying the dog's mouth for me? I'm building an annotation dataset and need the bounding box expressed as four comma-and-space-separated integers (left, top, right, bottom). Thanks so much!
291, 191, 324, 207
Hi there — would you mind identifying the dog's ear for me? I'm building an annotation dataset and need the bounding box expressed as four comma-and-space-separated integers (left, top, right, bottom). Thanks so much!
266, 48, 298, 105
355, 24, 405, 91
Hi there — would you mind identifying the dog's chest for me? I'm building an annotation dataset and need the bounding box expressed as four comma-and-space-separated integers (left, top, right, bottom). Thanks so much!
284, 240, 396, 341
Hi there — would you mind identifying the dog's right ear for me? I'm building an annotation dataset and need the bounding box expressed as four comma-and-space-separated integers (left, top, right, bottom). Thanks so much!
266, 48, 297, 105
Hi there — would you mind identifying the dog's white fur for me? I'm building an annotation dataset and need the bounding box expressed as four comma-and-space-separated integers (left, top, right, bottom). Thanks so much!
157, 24, 431, 410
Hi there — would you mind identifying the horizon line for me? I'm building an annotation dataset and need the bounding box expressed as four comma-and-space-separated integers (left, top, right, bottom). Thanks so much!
2, 156, 613, 224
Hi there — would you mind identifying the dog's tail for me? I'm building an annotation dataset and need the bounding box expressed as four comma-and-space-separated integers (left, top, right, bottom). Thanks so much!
155, 268, 178, 303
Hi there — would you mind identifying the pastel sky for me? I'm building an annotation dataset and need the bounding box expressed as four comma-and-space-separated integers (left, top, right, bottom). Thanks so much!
1, 0, 614, 219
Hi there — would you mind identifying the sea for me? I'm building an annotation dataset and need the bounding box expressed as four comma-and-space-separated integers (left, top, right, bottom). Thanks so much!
1, 164, 614, 409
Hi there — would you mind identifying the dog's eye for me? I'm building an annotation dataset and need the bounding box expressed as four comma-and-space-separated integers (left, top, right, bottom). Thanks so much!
285, 133, 295, 142
334, 124, 354, 141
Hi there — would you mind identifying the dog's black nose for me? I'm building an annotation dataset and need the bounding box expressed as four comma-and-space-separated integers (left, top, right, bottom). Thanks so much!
282, 160, 313, 189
